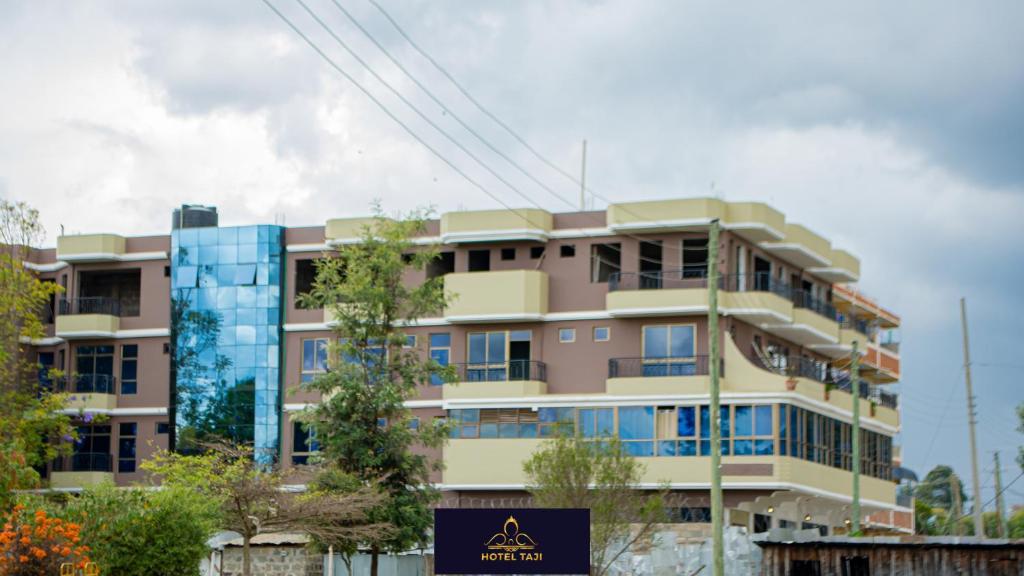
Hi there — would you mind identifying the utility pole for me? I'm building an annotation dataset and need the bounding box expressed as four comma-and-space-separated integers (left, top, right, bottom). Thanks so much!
960, 297, 985, 538
951, 474, 962, 536
851, 340, 861, 534
708, 219, 723, 576
994, 451, 1007, 538
579, 139, 588, 210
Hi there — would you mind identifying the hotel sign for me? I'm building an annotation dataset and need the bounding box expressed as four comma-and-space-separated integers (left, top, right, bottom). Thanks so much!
434, 508, 590, 574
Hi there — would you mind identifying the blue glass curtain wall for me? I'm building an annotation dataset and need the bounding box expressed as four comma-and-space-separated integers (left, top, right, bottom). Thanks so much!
171, 225, 284, 462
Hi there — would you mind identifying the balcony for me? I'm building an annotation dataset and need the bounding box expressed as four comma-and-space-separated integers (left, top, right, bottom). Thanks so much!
443, 270, 548, 322
760, 355, 898, 411
50, 453, 114, 489
605, 355, 715, 395
760, 223, 832, 269
55, 297, 121, 338
606, 199, 786, 243
606, 270, 709, 317
56, 233, 127, 262
772, 290, 839, 345
442, 360, 548, 399
440, 208, 553, 243
57, 375, 118, 410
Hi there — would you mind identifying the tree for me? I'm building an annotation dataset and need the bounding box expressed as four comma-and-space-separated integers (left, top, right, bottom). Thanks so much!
1009, 507, 1024, 539
523, 433, 665, 576
913, 465, 973, 535
296, 211, 453, 576
144, 442, 389, 576
0, 201, 71, 511
63, 483, 219, 576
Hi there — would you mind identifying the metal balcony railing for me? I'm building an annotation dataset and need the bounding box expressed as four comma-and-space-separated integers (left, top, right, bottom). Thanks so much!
608, 269, 709, 292
791, 289, 838, 322
58, 374, 117, 394
608, 356, 721, 378
765, 355, 898, 408
720, 273, 794, 299
58, 297, 121, 316
838, 317, 873, 337
52, 452, 113, 473
453, 360, 547, 383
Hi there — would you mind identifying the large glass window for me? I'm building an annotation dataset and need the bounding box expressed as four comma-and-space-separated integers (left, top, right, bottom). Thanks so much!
467, 331, 506, 381
292, 421, 319, 465
618, 407, 654, 456
732, 404, 774, 455
590, 243, 622, 283
301, 338, 329, 383
429, 333, 451, 386
75, 345, 114, 393
642, 325, 696, 376
578, 408, 614, 439
700, 405, 730, 456
538, 407, 574, 437
120, 345, 138, 395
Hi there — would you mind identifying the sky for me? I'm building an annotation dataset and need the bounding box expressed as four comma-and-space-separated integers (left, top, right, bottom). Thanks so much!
1, 1, 1022, 507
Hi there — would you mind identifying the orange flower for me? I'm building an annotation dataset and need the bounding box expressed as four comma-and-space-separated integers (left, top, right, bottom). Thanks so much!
18, 555, 28, 563
61, 546, 71, 556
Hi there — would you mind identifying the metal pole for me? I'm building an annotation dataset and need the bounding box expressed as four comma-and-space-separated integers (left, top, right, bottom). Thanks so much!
580, 139, 587, 210
851, 340, 861, 534
708, 219, 723, 576
960, 297, 985, 537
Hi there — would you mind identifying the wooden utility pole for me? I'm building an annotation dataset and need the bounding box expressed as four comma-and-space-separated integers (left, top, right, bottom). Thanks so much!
708, 219, 723, 576
851, 340, 861, 534
994, 451, 1007, 538
960, 298, 985, 538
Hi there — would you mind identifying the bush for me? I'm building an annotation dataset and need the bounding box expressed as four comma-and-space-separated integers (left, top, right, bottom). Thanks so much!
65, 484, 219, 576
0, 505, 90, 576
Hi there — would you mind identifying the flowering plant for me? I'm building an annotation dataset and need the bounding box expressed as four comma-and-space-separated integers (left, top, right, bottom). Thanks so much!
0, 505, 90, 575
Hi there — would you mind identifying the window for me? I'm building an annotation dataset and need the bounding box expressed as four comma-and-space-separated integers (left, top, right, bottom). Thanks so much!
292, 422, 319, 465
120, 344, 138, 395
642, 325, 696, 376
681, 238, 708, 278
537, 407, 574, 437
450, 409, 539, 439
164, 265, 171, 277
593, 326, 610, 342
301, 338, 329, 383
753, 514, 771, 533
156, 422, 170, 435
700, 405, 730, 456
468, 249, 490, 272
639, 241, 663, 288
175, 266, 199, 288
408, 417, 420, 431
560, 244, 576, 258
500, 248, 516, 261
732, 404, 774, 455
558, 328, 575, 343
118, 422, 137, 473
295, 260, 318, 307
429, 333, 451, 386
658, 406, 697, 456
467, 330, 532, 381
234, 264, 257, 286
618, 407, 654, 456
530, 246, 545, 259
668, 507, 711, 523
782, 404, 893, 480
377, 417, 388, 428
590, 243, 621, 282
75, 345, 114, 393
427, 251, 455, 279
578, 408, 614, 438
404, 335, 417, 348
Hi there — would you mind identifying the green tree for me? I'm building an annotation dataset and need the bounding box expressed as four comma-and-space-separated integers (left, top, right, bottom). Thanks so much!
523, 433, 666, 576
1008, 507, 1024, 539
0, 200, 71, 511
64, 483, 220, 576
296, 211, 453, 576
144, 442, 388, 576
913, 465, 974, 535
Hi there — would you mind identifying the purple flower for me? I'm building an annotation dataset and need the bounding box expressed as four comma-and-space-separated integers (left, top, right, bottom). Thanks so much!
61, 434, 74, 443
82, 412, 94, 423
69, 395, 77, 402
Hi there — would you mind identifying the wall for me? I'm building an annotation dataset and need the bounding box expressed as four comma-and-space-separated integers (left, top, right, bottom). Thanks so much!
219, 545, 321, 576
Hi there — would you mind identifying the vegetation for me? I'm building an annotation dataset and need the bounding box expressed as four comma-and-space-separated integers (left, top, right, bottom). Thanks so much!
295, 210, 454, 576
63, 484, 219, 576
912, 465, 977, 535
523, 433, 665, 576
0, 504, 90, 575
144, 442, 389, 576
0, 201, 71, 511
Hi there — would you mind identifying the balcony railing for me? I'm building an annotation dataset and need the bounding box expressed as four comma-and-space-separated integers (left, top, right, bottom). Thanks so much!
608, 356, 720, 378
58, 374, 117, 394
764, 355, 898, 408
838, 317, 873, 337
791, 289, 837, 322
58, 297, 121, 316
608, 269, 709, 292
52, 452, 113, 473
453, 360, 547, 383
720, 273, 793, 299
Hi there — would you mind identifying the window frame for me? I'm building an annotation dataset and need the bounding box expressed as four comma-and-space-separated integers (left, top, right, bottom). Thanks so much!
593, 326, 611, 342
117, 422, 137, 474
429, 332, 451, 386
120, 344, 138, 395
300, 337, 330, 383
558, 327, 576, 343
641, 323, 697, 376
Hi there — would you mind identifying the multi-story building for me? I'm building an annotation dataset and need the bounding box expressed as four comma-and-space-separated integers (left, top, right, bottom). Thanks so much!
24, 198, 908, 534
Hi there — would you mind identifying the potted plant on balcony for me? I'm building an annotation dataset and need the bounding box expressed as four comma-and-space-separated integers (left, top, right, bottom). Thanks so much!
785, 377, 798, 391
869, 399, 877, 417
824, 382, 835, 401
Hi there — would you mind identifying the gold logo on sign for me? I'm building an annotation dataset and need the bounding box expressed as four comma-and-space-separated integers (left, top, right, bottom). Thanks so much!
485, 515, 538, 552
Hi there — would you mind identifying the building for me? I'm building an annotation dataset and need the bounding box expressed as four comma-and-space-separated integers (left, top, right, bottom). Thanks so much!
23, 198, 907, 534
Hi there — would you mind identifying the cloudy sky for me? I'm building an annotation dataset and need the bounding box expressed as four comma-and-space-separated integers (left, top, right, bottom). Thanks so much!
2, 1, 1022, 505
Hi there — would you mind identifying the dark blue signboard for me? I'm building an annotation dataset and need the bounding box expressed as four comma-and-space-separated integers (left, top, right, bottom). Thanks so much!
434, 508, 590, 575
